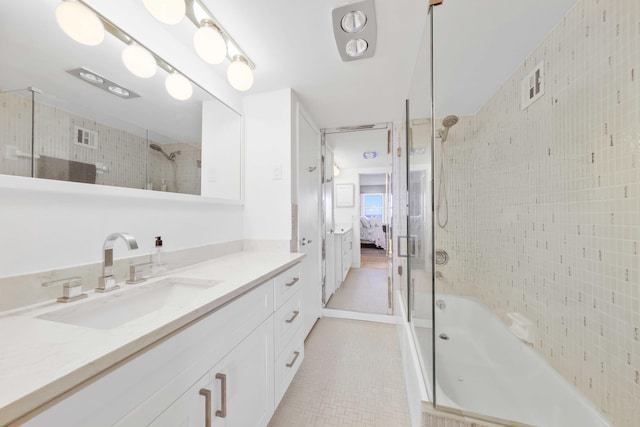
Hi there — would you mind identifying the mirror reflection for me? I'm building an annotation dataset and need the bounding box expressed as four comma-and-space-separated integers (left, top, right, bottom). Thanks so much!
0, 1, 240, 198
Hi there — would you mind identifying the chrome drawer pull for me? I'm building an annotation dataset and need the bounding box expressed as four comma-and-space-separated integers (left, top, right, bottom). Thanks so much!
215, 373, 227, 418
286, 351, 300, 368
198, 388, 212, 427
285, 277, 300, 287
285, 310, 300, 324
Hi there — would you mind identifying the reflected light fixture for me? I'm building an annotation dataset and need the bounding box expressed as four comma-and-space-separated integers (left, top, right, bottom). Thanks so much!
55, 0, 105, 46
121, 43, 157, 78
67, 68, 140, 99
142, 0, 185, 25
363, 151, 377, 159
78, 71, 104, 84
165, 71, 193, 100
334, 164, 341, 176
193, 20, 227, 64
227, 55, 254, 91
108, 86, 131, 97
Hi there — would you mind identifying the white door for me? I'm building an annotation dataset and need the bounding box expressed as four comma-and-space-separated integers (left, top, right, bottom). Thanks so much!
323, 143, 336, 302
297, 109, 322, 337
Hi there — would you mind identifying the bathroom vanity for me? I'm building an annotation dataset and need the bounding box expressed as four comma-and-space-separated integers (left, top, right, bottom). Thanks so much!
0, 251, 305, 426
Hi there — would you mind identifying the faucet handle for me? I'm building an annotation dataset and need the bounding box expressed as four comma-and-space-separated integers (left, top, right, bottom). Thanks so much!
42, 276, 88, 303
126, 262, 153, 284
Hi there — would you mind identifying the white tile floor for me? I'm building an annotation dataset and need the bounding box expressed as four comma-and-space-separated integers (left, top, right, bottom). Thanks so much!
325, 268, 390, 315
269, 317, 411, 427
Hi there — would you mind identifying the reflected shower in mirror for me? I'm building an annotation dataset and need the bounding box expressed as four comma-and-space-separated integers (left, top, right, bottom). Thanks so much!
0, 1, 241, 199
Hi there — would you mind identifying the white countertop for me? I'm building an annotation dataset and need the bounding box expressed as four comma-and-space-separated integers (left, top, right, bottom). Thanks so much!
0, 251, 304, 426
334, 224, 352, 234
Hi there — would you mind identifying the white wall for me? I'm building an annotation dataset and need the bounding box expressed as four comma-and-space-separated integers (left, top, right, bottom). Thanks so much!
0, 176, 243, 278
242, 89, 295, 243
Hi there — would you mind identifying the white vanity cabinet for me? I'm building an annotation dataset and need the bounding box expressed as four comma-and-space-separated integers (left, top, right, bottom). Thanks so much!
22, 261, 305, 427
272, 266, 305, 407
149, 318, 274, 427
334, 228, 352, 290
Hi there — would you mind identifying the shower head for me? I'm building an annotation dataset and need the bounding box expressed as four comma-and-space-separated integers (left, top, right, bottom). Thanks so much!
442, 115, 459, 128
438, 115, 459, 142
149, 143, 176, 161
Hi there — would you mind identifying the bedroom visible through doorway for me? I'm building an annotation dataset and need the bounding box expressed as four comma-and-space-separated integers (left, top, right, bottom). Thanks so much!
359, 173, 389, 269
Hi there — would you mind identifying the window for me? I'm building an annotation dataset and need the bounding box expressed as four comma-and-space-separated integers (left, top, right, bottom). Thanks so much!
362, 193, 384, 219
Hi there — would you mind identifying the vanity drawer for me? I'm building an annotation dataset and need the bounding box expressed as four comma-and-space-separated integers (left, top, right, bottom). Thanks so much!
274, 333, 304, 406
274, 288, 303, 357
274, 265, 302, 309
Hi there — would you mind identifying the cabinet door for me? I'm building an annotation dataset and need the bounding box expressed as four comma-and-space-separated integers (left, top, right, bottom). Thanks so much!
211, 318, 274, 427
148, 374, 209, 427
150, 319, 274, 427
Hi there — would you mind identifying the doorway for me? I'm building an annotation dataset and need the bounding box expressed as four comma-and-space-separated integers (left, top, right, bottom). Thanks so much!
321, 125, 394, 317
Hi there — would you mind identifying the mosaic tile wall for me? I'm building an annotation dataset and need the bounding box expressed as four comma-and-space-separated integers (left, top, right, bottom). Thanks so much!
435, 1, 640, 425
0, 92, 200, 195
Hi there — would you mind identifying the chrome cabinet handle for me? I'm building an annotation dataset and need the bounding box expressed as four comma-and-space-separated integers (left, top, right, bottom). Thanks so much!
285, 277, 300, 287
198, 388, 212, 427
215, 373, 227, 418
285, 310, 300, 324
286, 351, 300, 368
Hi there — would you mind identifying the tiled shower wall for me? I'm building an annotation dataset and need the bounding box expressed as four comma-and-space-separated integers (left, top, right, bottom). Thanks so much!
436, 0, 640, 425
0, 91, 200, 195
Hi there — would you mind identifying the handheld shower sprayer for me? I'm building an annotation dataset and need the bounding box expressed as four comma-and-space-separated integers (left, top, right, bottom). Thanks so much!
149, 143, 180, 161
438, 115, 459, 142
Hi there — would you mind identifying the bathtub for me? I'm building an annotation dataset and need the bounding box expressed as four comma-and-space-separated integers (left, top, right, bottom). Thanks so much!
411, 295, 611, 427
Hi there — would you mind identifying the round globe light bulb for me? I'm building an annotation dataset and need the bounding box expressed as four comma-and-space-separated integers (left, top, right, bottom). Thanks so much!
142, 0, 185, 25
193, 23, 227, 65
55, 0, 104, 46
122, 43, 157, 78
227, 56, 254, 92
165, 72, 192, 100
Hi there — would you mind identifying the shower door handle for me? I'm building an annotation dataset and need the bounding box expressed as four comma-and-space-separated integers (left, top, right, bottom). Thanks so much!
397, 236, 417, 258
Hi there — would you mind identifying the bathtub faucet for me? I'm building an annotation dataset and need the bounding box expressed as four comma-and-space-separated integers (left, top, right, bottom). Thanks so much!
435, 299, 446, 310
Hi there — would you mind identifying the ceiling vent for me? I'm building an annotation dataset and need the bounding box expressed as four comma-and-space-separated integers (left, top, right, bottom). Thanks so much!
331, 0, 377, 62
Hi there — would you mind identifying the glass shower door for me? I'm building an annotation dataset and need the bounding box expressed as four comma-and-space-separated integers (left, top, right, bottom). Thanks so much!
405, 6, 436, 403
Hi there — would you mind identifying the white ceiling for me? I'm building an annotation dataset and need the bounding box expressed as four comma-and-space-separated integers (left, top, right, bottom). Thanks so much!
203, 0, 577, 127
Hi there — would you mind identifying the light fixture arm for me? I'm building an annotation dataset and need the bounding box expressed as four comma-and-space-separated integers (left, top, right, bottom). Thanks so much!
184, 0, 255, 70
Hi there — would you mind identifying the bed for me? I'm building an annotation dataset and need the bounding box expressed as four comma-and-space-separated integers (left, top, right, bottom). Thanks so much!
360, 216, 387, 250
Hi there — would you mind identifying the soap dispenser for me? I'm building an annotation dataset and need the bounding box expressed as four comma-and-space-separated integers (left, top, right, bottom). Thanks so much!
152, 236, 167, 273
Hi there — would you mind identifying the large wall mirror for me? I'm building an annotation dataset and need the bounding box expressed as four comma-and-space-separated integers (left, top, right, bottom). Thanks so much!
0, 1, 242, 200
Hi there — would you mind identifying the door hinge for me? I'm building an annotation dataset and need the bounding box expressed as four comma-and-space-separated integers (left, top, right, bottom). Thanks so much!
398, 265, 403, 276
397, 147, 402, 157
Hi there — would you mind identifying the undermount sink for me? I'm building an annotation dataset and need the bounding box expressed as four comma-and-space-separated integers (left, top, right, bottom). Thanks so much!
36, 277, 221, 330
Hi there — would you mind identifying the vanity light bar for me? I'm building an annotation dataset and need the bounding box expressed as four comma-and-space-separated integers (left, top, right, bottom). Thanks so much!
62, 1, 194, 101
184, 0, 255, 70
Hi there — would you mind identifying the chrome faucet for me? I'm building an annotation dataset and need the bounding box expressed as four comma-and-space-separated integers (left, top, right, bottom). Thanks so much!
96, 232, 139, 292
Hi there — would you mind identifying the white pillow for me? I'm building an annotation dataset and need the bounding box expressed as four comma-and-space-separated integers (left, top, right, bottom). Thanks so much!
360, 216, 371, 228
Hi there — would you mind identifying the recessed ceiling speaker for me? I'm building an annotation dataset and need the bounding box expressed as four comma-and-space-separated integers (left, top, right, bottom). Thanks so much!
331, 0, 377, 62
